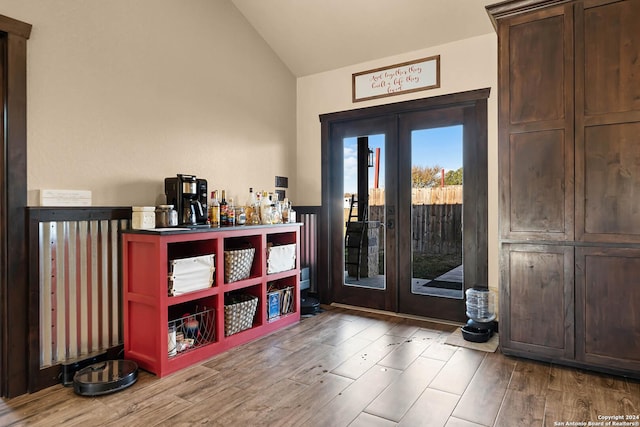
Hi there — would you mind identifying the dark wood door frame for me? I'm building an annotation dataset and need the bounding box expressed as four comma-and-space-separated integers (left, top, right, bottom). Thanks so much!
325, 115, 398, 311
0, 14, 32, 398
319, 89, 490, 321
397, 101, 488, 321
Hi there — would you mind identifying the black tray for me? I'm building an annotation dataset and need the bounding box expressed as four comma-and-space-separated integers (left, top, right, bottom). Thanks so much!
460, 325, 493, 343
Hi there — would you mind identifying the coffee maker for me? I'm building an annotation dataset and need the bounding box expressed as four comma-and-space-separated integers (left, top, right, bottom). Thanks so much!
164, 174, 208, 226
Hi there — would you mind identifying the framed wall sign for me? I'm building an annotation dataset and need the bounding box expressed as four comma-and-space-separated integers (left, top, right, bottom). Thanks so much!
352, 55, 440, 103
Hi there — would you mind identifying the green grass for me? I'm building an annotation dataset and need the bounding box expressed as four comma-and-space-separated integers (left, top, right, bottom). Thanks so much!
412, 252, 461, 279
376, 251, 461, 279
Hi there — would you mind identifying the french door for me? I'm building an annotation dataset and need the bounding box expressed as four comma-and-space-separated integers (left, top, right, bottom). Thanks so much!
320, 90, 489, 323
328, 116, 398, 312
398, 108, 469, 321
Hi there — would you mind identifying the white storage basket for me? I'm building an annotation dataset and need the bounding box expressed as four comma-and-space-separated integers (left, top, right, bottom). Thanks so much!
168, 254, 215, 296
266, 244, 296, 274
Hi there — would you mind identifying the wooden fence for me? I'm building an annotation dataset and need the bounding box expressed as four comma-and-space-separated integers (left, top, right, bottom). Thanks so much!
368, 185, 462, 206
345, 186, 463, 256
367, 204, 462, 255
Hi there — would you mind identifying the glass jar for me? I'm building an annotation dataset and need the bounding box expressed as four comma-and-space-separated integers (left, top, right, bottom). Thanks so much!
247, 205, 261, 225
261, 204, 273, 224
235, 207, 246, 225
155, 205, 178, 227
272, 203, 282, 224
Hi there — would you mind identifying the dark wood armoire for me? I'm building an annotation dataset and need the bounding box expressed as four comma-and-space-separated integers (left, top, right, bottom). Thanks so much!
487, 0, 640, 377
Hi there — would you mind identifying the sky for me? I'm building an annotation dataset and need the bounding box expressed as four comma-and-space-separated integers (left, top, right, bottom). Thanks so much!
343, 125, 463, 194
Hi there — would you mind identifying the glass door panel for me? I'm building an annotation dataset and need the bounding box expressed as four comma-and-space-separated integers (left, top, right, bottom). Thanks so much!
409, 126, 463, 299
397, 108, 467, 321
329, 115, 397, 312
343, 135, 386, 290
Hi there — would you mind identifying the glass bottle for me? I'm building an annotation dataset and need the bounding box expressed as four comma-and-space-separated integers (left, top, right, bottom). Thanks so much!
255, 192, 263, 223
227, 197, 236, 226
289, 200, 296, 223
260, 191, 272, 224
272, 193, 282, 224
209, 191, 220, 228
245, 187, 256, 224
248, 187, 257, 207
220, 190, 228, 226
248, 191, 261, 225
281, 198, 290, 223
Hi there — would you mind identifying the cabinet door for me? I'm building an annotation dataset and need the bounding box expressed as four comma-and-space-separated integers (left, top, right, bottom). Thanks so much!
498, 4, 574, 241
575, 0, 640, 243
500, 244, 574, 359
575, 247, 640, 372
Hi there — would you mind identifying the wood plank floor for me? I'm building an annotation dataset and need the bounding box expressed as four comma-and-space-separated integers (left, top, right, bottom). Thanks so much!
1, 305, 639, 426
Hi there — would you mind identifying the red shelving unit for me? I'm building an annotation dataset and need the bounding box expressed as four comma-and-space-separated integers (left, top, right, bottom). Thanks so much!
122, 224, 301, 377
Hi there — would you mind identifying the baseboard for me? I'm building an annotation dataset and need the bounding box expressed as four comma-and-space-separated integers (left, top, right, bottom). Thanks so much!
330, 303, 464, 327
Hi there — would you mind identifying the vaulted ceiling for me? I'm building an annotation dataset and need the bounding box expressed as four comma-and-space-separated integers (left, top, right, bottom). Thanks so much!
231, 0, 497, 77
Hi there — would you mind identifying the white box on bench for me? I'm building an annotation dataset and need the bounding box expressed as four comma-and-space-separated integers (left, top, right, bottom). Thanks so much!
168, 254, 215, 296
267, 244, 296, 274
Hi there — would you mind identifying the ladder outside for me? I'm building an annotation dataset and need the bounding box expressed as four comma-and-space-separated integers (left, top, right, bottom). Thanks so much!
345, 195, 368, 280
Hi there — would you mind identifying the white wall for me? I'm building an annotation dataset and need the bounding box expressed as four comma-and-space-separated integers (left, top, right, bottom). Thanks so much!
295, 33, 500, 295
0, 0, 296, 206
2, 0, 500, 305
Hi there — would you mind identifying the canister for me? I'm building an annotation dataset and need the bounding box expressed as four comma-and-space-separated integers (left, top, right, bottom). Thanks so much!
155, 205, 178, 227
132, 206, 156, 229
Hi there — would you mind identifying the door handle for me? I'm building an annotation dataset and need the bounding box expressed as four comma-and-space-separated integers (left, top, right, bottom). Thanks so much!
387, 219, 395, 229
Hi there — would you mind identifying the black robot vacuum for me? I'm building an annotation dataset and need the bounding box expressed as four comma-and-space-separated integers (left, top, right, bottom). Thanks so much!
73, 360, 138, 396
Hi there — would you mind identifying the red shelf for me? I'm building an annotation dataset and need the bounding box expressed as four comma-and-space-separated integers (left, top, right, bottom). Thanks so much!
223, 277, 262, 292
166, 287, 219, 306
266, 269, 298, 282
123, 224, 301, 377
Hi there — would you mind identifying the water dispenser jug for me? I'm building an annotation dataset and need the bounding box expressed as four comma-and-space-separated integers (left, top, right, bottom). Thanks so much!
462, 287, 496, 343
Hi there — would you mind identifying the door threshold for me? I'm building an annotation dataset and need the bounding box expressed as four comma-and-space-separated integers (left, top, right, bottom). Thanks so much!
330, 303, 464, 327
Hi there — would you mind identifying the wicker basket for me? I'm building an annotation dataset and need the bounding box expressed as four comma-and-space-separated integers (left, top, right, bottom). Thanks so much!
224, 294, 258, 336
224, 247, 255, 283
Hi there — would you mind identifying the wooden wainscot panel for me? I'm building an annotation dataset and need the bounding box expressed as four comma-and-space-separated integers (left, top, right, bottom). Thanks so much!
507, 10, 566, 125
506, 129, 571, 238
577, 122, 640, 242
575, 247, 640, 372
583, 0, 640, 116
500, 244, 574, 359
